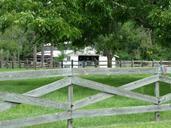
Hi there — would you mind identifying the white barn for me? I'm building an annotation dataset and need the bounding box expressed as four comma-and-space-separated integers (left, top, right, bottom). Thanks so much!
37, 46, 117, 68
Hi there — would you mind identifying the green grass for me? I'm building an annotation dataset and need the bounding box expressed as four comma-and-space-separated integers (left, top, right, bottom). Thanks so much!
0, 68, 51, 72
0, 74, 171, 128
0, 68, 27, 72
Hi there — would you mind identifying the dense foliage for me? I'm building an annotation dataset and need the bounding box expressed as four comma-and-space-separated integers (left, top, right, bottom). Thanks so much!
0, 0, 171, 66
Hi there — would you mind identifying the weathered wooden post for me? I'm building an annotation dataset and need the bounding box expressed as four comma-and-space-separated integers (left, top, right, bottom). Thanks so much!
131, 60, 134, 67
19, 59, 21, 68
0, 60, 1, 68
141, 60, 143, 67
71, 60, 74, 69
12, 60, 14, 69
67, 66, 73, 128
119, 60, 122, 68
159, 60, 162, 67
152, 60, 154, 67
33, 45, 37, 70
26, 59, 29, 69
154, 81, 160, 121
154, 65, 161, 121
67, 83, 73, 128
60, 61, 63, 68
41, 43, 45, 68
83, 61, 85, 68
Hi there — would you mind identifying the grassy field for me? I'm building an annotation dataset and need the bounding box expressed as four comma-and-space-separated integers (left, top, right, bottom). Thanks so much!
0, 74, 171, 128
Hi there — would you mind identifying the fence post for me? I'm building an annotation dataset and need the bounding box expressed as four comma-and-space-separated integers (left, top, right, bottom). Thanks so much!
159, 60, 162, 67
131, 60, 134, 67
0, 60, 1, 68
141, 60, 143, 67
152, 60, 154, 67
26, 59, 29, 69
154, 81, 160, 121
83, 61, 85, 68
67, 84, 73, 128
119, 60, 122, 68
19, 59, 21, 68
71, 60, 74, 69
67, 67, 73, 128
12, 60, 14, 69
61, 61, 63, 68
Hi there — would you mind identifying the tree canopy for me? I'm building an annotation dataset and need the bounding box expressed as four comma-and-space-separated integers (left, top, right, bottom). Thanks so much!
0, 0, 171, 67
0, 0, 82, 44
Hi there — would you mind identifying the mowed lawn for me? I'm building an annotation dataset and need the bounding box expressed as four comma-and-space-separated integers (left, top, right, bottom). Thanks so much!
0, 74, 171, 128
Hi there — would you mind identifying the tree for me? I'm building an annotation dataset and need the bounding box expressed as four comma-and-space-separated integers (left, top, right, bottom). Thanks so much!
149, 2, 171, 46
73, 0, 130, 67
94, 22, 123, 68
1, 0, 170, 64
119, 21, 154, 60
76, 0, 171, 63
123, 0, 171, 48
0, 0, 82, 66
0, 26, 25, 62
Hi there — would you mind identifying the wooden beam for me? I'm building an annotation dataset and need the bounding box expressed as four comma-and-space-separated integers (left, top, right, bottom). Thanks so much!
73, 67, 158, 76
73, 75, 159, 110
24, 77, 72, 97
72, 77, 158, 104
0, 77, 71, 112
1, 104, 171, 128
159, 76, 171, 84
119, 75, 159, 90
160, 93, 171, 104
0, 69, 72, 81
0, 92, 69, 110
0, 68, 158, 81
73, 93, 112, 110
0, 102, 15, 112
72, 104, 171, 119
0, 112, 71, 128
165, 67, 171, 74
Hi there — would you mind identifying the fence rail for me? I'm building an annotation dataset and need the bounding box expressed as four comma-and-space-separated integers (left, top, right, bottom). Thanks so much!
1, 60, 171, 69
0, 66, 171, 127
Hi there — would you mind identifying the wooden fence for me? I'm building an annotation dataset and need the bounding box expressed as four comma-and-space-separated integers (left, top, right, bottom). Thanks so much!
1, 60, 171, 69
0, 67, 171, 128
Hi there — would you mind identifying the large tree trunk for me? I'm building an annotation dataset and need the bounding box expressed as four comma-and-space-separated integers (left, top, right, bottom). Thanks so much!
50, 44, 53, 68
33, 44, 37, 69
41, 44, 44, 68
107, 52, 113, 68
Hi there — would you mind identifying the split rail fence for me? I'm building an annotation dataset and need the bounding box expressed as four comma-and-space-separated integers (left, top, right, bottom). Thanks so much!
0, 67, 171, 127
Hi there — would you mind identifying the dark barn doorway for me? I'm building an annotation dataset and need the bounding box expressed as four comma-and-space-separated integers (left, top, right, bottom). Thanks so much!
78, 55, 99, 67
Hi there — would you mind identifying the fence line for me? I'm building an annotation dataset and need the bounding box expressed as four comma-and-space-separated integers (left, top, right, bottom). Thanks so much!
0, 67, 171, 127
0, 67, 159, 81
1, 60, 171, 69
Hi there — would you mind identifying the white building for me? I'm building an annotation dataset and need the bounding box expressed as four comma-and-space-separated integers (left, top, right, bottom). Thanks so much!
37, 46, 117, 68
